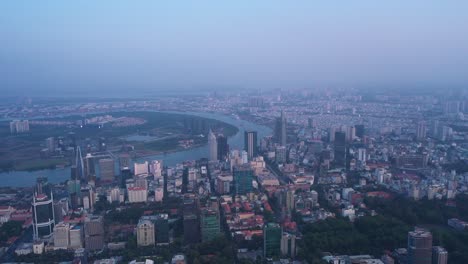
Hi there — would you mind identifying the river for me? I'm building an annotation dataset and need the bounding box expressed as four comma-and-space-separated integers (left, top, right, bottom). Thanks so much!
0, 111, 272, 187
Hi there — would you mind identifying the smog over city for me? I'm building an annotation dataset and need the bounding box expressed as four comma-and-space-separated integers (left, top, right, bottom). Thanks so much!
0, 1, 467, 264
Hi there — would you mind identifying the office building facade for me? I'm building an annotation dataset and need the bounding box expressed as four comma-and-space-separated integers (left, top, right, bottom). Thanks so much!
264, 223, 282, 258
233, 165, 254, 195
244, 131, 258, 160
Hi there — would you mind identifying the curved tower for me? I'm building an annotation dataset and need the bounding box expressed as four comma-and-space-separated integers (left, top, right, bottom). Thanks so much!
32, 192, 55, 239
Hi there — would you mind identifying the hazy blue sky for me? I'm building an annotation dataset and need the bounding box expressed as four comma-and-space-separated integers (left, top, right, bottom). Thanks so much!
1, 1, 468, 96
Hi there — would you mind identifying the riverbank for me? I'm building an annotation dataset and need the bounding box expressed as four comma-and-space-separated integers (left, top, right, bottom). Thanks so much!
0, 111, 271, 187
0, 111, 238, 173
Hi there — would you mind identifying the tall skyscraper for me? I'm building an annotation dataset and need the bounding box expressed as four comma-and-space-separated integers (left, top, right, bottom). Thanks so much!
308, 117, 316, 128
216, 134, 229, 160
67, 180, 81, 209
274, 110, 287, 146
355, 124, 365, 138
69, 225, 83, 249
329, 127, 337, 142
35, 177, 50, 195
284, 188, 295, 213
334, 131, 347, 167
233, 165, 254, 195
154, 214, 170, 245
149, 160, 163, 180
183, 197, 201, 244
275, 146, 287, 164
346, 126, 356, 141
200, 208, 221, 242
81, 186, 95, 211
54, 198, 69, 223
134, 161, 149, 176
32, 192, 55, 239
416, 121, 427, 141
46, 137, 56, 153
53, 222, 70, 249
136, 219, 155, 247
75, 146, 85, 181
244, 130, 258, 160
84, 215, 104, 251
99, 158, 115, 182
280, 232, 297, 258
84, 154, 95, 180
358, 148, 367, 162
407, 228, 432, 264
208, 129, 218, 161
264, 223, 282, 258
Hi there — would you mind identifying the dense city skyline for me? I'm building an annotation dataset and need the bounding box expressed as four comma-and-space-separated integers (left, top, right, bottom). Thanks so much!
0, 2, 467, 264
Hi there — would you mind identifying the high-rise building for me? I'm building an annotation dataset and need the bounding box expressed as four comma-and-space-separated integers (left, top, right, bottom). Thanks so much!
84, 154, 95, 180
439, 126, 453, 142
200, 208, 220, 242
32, 192, 55, 239
46, 137, 56, 153
444, 101, 461, 114
244, 131, 258, 160
233, 165, 254, 195
53, 223, 70, 249
284, 188, 295, 213
69, 225, 83, 249
154, 214, 170, 245
53, 223, 83, 250
120, 167, 132, 188
81, 186, 95, 211
355, 124, 365, 138
416, 121, 427, 141
107, 187, 121, 203
119, 154, 131, 169
329, 127, 337, 142
136, 214, 170, 246
99, 158, 115, 182
334, 131, 347, 167
128, 187, 148, 203
136, 219, 155, 247
9, 120, 30, 134
346, 126, 356, 141
54, 198, 69, 223
75, 147, 85, 181
407, 228, 432, 264
274, 110, 287, 146
432, 246, 448, 264
264, 223, 281, 258
308, 117, 316, 128
183, 197, 200, 244
35, 177, 50, 195
67, 180, 81, 209
275, 146, 287, 164
217, 135, 229, 160
358, 148, 367, 162
208, 129, 218, 161
149, 160, 163, 180
84, 215, 104, 251
134, 161, 149, 176
155, 187, 164, 202
216, 173, 232, 194
280, 232, 296, 258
